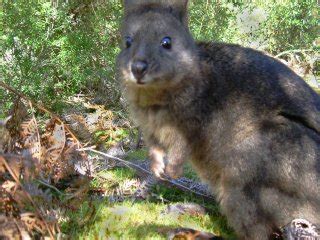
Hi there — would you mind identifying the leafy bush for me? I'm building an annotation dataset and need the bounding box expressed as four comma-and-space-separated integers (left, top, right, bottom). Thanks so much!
189, 1, 318, 53
262, 1, 318, 53
189, 2, 239, 43
1, 1, 122, 110
1, 1, 318, 113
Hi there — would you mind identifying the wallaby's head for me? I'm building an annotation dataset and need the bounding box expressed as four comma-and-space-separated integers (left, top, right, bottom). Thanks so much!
117, 0, 199, 88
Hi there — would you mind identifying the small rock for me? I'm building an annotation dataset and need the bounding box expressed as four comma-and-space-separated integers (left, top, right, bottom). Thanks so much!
282, 218, 320, 240
162, 203, 207, 217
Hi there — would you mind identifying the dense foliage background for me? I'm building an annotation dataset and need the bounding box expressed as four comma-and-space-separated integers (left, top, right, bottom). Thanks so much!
0, 1, 319, 239
1, 0, 318, 114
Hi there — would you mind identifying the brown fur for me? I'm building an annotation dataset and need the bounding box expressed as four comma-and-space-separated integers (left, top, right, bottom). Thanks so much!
116, 1, 320, 239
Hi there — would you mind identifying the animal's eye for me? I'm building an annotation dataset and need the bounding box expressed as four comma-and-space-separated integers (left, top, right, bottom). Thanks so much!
125, 36, 133, 48
160, 37, 172, 49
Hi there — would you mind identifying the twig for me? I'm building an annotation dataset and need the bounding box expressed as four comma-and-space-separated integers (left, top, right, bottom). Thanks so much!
79, 148, 214, 200
36, 179, 67, 196
28, 101, 42, 162
79, 147, 151, 174
275, 49, 315, 58
0, 81, 81, 147
0, 156, 55, 239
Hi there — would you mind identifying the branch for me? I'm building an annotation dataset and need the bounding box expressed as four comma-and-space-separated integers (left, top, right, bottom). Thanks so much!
79, 147, 214, 200
275, 49, 315, 58
0, 81, 81, 146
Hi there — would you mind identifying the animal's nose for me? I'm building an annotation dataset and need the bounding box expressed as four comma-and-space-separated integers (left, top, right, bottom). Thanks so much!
131, 60, 148, 81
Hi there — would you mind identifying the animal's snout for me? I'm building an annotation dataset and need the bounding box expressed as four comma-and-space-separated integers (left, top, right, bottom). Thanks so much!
131, 60, 148, 82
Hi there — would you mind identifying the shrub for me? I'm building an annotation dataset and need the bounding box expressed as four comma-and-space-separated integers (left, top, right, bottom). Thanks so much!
1, 1, 122, 110
1, 1, 318, 113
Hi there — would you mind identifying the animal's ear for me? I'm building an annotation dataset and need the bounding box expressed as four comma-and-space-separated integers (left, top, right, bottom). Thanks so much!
123, 0, 189, 25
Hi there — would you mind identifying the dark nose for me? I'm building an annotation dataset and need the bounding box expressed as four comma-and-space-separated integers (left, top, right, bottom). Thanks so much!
131, 60, 148, 81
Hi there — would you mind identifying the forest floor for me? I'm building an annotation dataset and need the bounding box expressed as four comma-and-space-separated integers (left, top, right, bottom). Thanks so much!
56, 79, 320, 240
0, 77, 319, 239
0, 90, 235, 239
56, 95, 236, 239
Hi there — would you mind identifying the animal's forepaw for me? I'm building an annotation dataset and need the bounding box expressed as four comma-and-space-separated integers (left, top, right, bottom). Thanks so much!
149, 147, 166, 179
150, 158, 166, 179
165, 163, 183, 179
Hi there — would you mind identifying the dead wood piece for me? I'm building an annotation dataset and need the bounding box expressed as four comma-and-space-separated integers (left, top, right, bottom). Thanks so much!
282, 218, 320, 240
167, 227, 223, 240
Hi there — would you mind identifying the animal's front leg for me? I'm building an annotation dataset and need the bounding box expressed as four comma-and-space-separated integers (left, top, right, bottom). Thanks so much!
149, 145, 186, 179
149, 146, 166, 179
149, 130, 188, 179
164, 144, 186, 179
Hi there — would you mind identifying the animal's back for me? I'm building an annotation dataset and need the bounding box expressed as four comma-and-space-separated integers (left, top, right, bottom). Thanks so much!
198, 42, 320, 121
191, 42, 320, 238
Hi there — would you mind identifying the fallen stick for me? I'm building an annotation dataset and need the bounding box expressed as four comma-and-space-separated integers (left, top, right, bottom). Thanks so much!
79, 147, 214, 200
